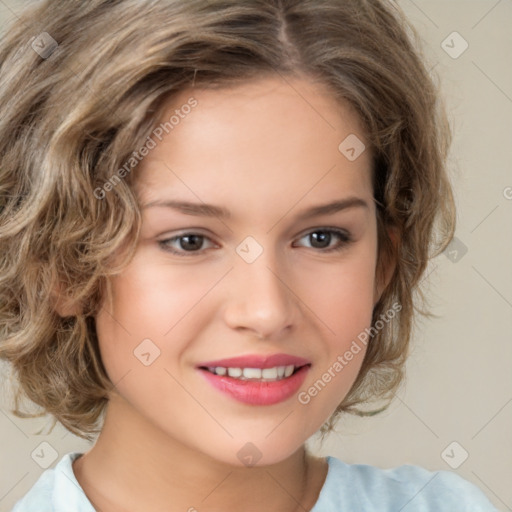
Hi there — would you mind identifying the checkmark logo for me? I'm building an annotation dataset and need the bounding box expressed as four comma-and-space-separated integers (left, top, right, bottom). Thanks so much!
236, 236, 263, 263
441, 441, 469, 469
338, 134, 366, 162
237, 442, 262, 467
441, 31, 469, 59
134, 338, 161, 366
443, 236, 468, 263
31, 32, 58, 59
31, 442, 58, 469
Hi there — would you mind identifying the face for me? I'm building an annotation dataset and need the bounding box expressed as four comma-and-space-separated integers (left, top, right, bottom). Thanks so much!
95, 75, 385, 467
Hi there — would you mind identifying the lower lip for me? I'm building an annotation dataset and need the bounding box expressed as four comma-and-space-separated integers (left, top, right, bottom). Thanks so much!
199, 366, 310, 406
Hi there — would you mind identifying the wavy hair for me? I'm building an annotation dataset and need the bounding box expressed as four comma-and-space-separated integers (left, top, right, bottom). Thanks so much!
0, 0, 455, 441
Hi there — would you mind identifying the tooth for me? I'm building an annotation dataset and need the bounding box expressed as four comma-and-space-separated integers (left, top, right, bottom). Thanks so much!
262, 367, 278, 379
227, 367, 242, 378
243, 368, 262, 379
284, 365, 294, 378
214, 365, 298, 380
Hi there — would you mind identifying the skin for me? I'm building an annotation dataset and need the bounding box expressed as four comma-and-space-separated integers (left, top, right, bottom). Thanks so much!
71, 74, 395, 512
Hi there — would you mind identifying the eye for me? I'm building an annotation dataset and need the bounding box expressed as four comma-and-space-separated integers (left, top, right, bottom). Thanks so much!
158, 228, 352, 257
158, 232, 216, 256
293, 228, 352, 252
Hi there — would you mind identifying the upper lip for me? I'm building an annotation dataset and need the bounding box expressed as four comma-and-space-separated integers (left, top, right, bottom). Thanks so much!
197, 353, 311, 369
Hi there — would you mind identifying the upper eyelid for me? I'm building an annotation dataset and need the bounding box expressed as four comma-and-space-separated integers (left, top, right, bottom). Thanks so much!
158, 226, 350, 241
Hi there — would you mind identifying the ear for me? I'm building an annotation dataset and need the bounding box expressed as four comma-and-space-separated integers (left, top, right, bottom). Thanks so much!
373, 224, 399, 307
52, 281, 81, 317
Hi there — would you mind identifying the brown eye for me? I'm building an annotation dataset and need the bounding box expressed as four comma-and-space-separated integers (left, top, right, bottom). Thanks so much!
294, 228, 352, 252
158, 233, 215, 256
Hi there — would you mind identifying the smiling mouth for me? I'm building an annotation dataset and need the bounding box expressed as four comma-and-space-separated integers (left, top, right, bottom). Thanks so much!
199, 364, 310, 382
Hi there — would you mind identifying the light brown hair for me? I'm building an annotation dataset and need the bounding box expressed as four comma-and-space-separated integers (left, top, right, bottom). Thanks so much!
0, 0, 454, 441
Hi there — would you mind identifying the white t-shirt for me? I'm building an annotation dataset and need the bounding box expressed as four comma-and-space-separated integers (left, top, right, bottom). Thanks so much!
11, 451, 498, 511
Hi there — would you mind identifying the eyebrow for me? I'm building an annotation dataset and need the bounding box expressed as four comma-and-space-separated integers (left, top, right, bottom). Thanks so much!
141, 196, 369, 220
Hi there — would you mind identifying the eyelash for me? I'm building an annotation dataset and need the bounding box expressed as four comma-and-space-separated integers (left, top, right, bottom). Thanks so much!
157, 228, 352, 257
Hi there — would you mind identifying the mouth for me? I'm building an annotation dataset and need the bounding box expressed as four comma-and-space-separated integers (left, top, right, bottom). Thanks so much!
196, 353, 311, 405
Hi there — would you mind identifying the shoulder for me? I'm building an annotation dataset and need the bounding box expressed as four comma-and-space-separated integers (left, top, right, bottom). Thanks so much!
11, 452, 94, 512
312, 456, 498, 512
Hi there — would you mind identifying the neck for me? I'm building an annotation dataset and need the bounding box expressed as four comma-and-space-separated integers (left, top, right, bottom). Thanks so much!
73, 394, 327, 512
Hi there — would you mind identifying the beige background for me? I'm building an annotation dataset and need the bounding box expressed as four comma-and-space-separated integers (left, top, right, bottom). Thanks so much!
1, 1, 511, 511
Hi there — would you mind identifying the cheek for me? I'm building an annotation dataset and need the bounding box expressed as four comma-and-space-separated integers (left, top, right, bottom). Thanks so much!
96, 257, 211, 343
306, 266, 373, 368
298, 246, 377, 336
93, 264, 178, 382
93, 254, 229, 404
292, 247, 376, 422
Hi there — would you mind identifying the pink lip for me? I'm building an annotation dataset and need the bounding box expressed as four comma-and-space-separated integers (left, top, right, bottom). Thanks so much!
196, 353, 311, 406
197, 353, 311, 369
199, 366, 310, 406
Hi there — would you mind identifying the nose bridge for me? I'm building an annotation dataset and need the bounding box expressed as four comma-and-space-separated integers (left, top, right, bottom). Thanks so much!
223, 238, 298, 337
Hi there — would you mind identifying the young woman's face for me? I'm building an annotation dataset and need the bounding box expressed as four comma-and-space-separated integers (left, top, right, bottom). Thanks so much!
95, 75, 384, 466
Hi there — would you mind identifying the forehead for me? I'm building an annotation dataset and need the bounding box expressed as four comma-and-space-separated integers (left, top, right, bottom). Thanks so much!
152, 75, 366, 147
134, 75, 373, 212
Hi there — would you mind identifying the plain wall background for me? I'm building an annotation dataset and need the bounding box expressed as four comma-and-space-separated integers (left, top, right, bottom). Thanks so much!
0, 1, 511, 511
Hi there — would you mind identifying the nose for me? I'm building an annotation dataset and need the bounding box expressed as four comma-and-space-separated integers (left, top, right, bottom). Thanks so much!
222, 248, 300, 340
